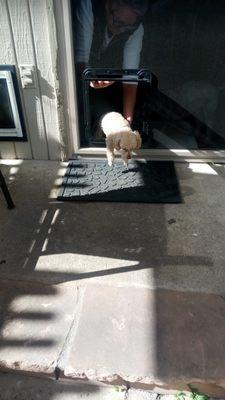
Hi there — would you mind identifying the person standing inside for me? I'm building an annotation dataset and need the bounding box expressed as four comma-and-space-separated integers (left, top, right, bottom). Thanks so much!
73, 0, 148, 136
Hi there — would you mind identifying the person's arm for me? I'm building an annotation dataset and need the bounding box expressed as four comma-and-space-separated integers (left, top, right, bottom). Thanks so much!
123, 84, 138, 124
74, 0, 93, 64
75, 1, 112, 88
122, 24, 144, 123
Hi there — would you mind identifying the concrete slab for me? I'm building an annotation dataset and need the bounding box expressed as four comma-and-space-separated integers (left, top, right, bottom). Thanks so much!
65, 284, 225, 395
0, 372, 125, 400
0, 279, 78, 376
0, 372, 219, 400
128, 389, 160, 400
1, 161, 225, 295
1, 160, 225, 396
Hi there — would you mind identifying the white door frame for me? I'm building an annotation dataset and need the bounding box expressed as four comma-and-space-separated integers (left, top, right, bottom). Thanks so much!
53, 0, 225, 162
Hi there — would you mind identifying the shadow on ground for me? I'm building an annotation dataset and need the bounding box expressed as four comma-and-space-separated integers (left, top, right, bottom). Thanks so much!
0, 160, 225, 397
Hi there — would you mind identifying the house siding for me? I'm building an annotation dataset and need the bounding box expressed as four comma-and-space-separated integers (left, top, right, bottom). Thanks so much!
0, 0, 65, 160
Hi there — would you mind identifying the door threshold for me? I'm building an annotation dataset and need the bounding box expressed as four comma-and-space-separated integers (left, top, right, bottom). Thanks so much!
75, 148, 225, 163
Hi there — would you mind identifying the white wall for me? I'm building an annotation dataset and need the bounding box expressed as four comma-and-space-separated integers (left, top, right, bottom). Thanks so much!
0, 0, 66, 160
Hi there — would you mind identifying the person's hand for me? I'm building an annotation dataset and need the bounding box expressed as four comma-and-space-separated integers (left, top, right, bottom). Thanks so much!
125, 116, 132, 125
90, 80, 115, 89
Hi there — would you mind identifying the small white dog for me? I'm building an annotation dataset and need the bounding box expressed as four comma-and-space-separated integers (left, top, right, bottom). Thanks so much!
101, 112, 142, 166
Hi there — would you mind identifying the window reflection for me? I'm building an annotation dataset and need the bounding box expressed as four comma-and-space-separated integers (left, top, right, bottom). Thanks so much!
72, 0, 225, 149
0, 79, 15, 129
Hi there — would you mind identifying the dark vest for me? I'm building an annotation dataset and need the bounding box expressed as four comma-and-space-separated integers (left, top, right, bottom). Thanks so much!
89, 0, 138, 68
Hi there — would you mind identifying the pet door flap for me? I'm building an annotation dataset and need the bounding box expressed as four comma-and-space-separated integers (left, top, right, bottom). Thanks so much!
82, 68, 155, 146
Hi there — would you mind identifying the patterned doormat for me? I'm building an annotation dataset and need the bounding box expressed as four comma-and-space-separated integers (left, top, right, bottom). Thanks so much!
58, 158, 182, 203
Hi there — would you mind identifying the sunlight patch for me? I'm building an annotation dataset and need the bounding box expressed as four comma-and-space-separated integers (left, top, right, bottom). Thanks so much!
35, 253, 138, 275
188, 163, 217, 175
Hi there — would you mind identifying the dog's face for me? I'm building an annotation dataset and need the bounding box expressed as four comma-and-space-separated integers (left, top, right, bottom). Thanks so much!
119, 130, 142, 165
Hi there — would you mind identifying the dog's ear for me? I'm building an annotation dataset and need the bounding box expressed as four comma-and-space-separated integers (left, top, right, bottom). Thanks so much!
134, 131, 142, 149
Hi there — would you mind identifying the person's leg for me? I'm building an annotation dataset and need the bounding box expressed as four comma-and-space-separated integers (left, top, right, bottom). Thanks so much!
145, 88, 223, 147
137, 83, 202, 148
142, 88, 191, 122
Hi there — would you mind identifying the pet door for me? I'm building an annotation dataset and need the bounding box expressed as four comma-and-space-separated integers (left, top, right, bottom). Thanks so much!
0, 65, 26, 141
82, 68, 155, 147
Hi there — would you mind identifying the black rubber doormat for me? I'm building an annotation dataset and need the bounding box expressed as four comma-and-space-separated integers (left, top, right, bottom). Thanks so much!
58, 159, 182, 203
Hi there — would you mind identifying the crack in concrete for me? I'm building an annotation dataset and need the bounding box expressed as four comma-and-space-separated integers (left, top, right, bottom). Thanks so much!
54, 285, 86, 380
125, 384, 131, 400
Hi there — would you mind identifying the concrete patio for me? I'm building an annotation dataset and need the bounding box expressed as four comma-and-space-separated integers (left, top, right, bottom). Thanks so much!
0, 159, 225, 399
